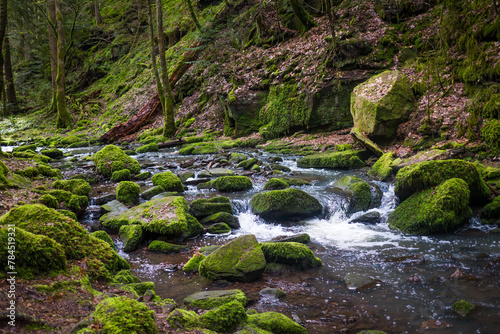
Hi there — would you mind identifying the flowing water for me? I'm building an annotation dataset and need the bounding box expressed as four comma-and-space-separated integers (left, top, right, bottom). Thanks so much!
53, 145, 500, 333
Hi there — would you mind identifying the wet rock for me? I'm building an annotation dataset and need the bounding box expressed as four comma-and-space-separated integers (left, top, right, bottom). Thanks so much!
140, 185, 165, 200
229, 153, 247, 163
273, 233, 311, 244
199, 234, 266, 282
183, 289, 247, 309
350, 211, 381, 224
259, 287, 286, 300
119, 224, 143, 253
183, 252, 205, 273
180, 159, 195, 168
205, 176, 253, 192
198, 170, 211, 178
136, 143, 158, 153
200, 212, 240, 228
148, 240, 188, 253
264, 263, 294, 275
251, 188, 322, 221
260, 242, 322, 269
189, 196, 233, 218
134, 171, 151, 181
40, 148, 63, 159
247, 312, 307, 334
264, 177, 312, 190
368, 151, 394, 181
208, 168, 235, 177
200, 245, 221, 256
238, 157, 258, 170
270, 163, 291, 172
452, 299, 475, 317
344, 273, 379, 291
269, 157, 283, 162
207, 222, 231, 234
333, 176, 377, 214
95, 193, 116, 206
178, 171, 194, 182
100, 199, 127, 214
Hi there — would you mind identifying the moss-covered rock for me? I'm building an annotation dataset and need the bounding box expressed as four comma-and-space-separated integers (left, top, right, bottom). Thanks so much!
119, 224, 143, 253
368, 151, 394, 181
200, 212, 240, 228
112, 269, 141, 284
183, 252, 205, 273
90, 230, 115, 249
111, 169, 131, 182
207, 222, 231, 234
229, 153, 247, 163
184, 289, 247, 310
480, 196, 500, 219
189, 196, 233, 218
116, 181, 141, 205
260, 242, 322, 269
297, 150, 368, 169
12, 151, 52, 164
208, 168, 235, 177
0, 205, 129, 272
351, 70, 414, 140
482, 119, 500, 151
94, 145, 141, 177
40, 148, 63, 159
237, 158, 258, 170
206, 176, 253, 192
179, 142, 219, 155
101, 196, 203, 240
135, 171, 152, 181
251, 188, 322, 221
247, 312, 307, 334
395, 159, 491, 205
201, 300, 247, 332
167, 309, 201, 330
452, 299, 475, 317
136, 142, 159, 153
39, 194, 59, 209
388, 178, 472, 235
151, 171, 184, 192
148, 240, 188, 253
140, 185, 165, 200
263, 178, 289, 190
53, 179, 91, 197
199, 234, 266, 282
333, 176, 377, 214
58, 209, 77, 220
0, 227, 66, 278
90, 296, 158, 333
13, 143, 37, 153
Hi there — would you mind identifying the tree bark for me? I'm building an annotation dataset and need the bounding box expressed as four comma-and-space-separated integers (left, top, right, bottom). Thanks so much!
94, 0, 102, 25
55, 0, 71, 128
47, 0, 57, 111
4, 36, 17, 108
289, 0, 316, 31
157, 0, 176, 137
0, 0, 7, 119
185, 0, 202, 31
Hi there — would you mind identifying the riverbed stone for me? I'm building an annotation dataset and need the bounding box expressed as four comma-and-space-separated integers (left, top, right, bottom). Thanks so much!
237, 157, 258, 170
135, 171, 151, 181
178, 171, 194, 182
269, 163, 291, 172
188, 196, 233, 218
344, 273, 377, 291
136, 142, 158, 153
206, 175, 253, 192
94, 145, 141, 177
229, 153, 247, 163
152, 171, 184, 192
147, 240, 188, 253
351, 70, 414, 140
95, 193, 116, 206
207, 222, 231, 234
119, 224, 143, 253
247, 312, 307, 334
395, 159, 491, 205
52, 179, 91, 197
208, 168, 234, 176
200, 212, 240, 228
91, 230, 115, 249
183, 289, 247, 310
263, 177, 312, 190
100, 196, 203, 240
452, 299, 475, 317
388, 178, 472, 235
40, 148, 63, 159
140, 185, 165, 200
183, 252, 205, 273
111, 168, 131, 182
260, 242, 322, 269
480, 196, 500, 220
368, 151, 394, 181
333, 176, 377, 214
297, 150, 369, 169
199, 234, 266, 282
101, 199, 128, 214
251, 188, 322, 221
273, 233, 311, 244
350, 211, 381, 224
116, 181, 141, 205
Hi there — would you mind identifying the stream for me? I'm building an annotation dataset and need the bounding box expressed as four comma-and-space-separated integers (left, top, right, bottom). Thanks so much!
36, 145, 500, 333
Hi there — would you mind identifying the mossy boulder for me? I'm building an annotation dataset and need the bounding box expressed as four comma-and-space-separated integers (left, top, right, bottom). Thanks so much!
119, 224, 143, 253
263, 178, 289, 190
148, 240, 188, 253
200, 212, 240, 228
388, 178, 472, 235
94, 145, 141, 177
247, 312, 307, 334
167, 309, 201, 330
183, 252, 205, 273
135, 171, 152, 181
136, 142, 159, 153
89, 296, 158, 334
237, 158, 258, 170
189, 196, 233, 218
251, 188, 322, 221
111, 169, 131, 182
200, 300, 247, 332
199, 234, 266, 282
297, 150, 368, 169
101, 199, 128, 215
39, 194, 59, 209
206, 176, 253, 192
351, 70, 414, 140
333, 176, 378, 214
152, 171, 184, 192
40, 148, 63, 159
91, 230, 115, 249
47, 189, 89, 214
140, 185, 165, 200
208, 168, 235, 177
260, 242, 322, 269
0, 227, 66, 278
368, 151, 394, 181
480, 196, 500, 220
116, 181, 141, 205
229, 153, 247, 163
53, 179, 91, 197
184, 289, 247, 310
0, 204, 129, 272
13, 143, 37, 153
207, 222, 231, 234
112, 269, 141, 284
101, 196, 203, 240
395, 159, 491, 205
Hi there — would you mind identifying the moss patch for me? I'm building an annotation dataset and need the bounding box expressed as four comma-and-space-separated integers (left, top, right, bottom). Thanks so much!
53, 179, 91, 197
206, 176, 253, 192
368, 151, 394, 181
152, 171, 184, 192
189, 197, 233, 218
247, 312, 307, 334
111, 169, 131, 182
183, 252, 205, 273
260, 242, 322, 269
297, 150, 368, 169
116, 181, 141, 205
184, 289, 247, 310
119, 224, 144, 253
148, 240, 187, 253
94, 145, 141, 177
201, 300, 247, 332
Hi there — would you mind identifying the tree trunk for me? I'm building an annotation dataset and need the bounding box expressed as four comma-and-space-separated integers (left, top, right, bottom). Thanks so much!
324, 0, 335, 44
185, 0, 202, 31
147, 0, 164, 115
4, 36, 17, 108
157, 0, 176, 137
47, 0, 57, 112
0, 0, 7, 120
289, 0, 316, 31
55, 0, 71, 128
94, 0, 102, 25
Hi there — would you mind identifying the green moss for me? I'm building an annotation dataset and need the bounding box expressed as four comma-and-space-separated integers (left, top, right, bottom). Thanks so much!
40, 148, 64, 159
251, 188, 322, 221
183, 252, 205, 273
368, 151, 394, 181
482, 119, 500, 151
260, 242, 322, 269
263, 177, 311, 190
189, 196, 233, 218
179, 142, 219, 155
94, 145, 141, 177
86, 258, 112, 280
12, 151, 52, 164
0, 227, 66, 278
335, 144, 353, 151
237, 157, 258, 170
111, 169, 131, 182
247, 312, 307, 334
452, 299, 475, 317
136, 143, 159, 153
297, 150, 367, 169
125, 282, 155, 296
91, 230, 115, 249
39, 194, 59, 209
135, 171, 151, 181
480, 196, 500, 219
112, 269, 141, 284
167, 309, 201, 330
206, 176, 253, 192
37, 164, 62, 178
91, 297, 158, 334
53, 179, 91, 197
119, 224, 143, 253
207, 222, 231, 234
151, 171, 184, 192
148, 240, 187, 253
395, 159, 491, 205
58, 209, 77, 220
184, 289, 247, 310
201, 300, 247, 332
116, 181, 141, 205
140, 185, 165, 200
333, 176, 373, 214
68, 194, 89, 213
13, 143, 37, 153
388, 178, 472, 235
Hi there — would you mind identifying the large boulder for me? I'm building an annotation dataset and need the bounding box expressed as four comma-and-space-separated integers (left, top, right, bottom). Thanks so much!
350, 70, 414, 140
251, 188, 322, 221
152, 171, 184, 192
297, 150, 369, 169
395, 159, 491, 205
260, 242, 322, 269
94, 145, 141, 177
100, 196, 203, 240
388, 178, 472, 235
199, 234, 266, 282
188, 196, 233, 218
205, 176, 253, 192
116, 181, 141, 205
332, 176, 380, 214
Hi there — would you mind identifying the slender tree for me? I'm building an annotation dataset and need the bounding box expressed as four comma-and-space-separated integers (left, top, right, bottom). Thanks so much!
184, 0, 201, 31
47, 0, 57, 112
55, 0, 71, 128
289, 0, 316, 31
0, 0, 7, 117
4, 36, 17, 108
93, 0, 102, 25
